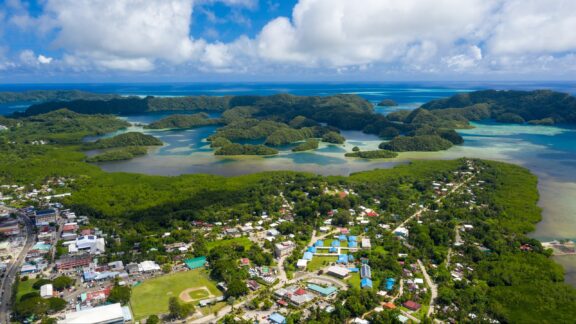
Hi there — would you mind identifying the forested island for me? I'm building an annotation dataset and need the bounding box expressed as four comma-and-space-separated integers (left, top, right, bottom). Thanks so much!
3, 89, 576, 157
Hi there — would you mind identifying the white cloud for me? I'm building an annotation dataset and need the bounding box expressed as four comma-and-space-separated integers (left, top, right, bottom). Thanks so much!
489, 0, 576, 55
41, 0, 203, 71
257, 0, 497, 68
38, 54, 53, 64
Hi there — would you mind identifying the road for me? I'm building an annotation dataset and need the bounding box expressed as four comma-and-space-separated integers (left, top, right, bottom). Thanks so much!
0, 211, 35, 324
417, 259, 437, 318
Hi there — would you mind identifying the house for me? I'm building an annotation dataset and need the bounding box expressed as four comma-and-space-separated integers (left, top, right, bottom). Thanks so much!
331, 240, 341, 247
268, 229, 280, 237
274, 241, 295, 258
361, 278, 373, 289
385, 278, 395, 291
297, 259, 308, 269
303, 252, 313, 260
138, 260, 160, 272
360, 264, 372, 279
240, 258, 250, 266
338, 254, 348, 264
394, 227, 409, 238
125, 263, 139, 274
382, 302, 396, 309
352, 318, 369, 324
403, 300, 422, 311
247, 280, 260, 291
361, 238, 371, 249
327, 266, 350, 279
40, 284, 53, 298
348, 241, 358, 248
314, 240, 324, 247
338, 234, 347, 241
307, 246, 317, 253
269, 313, 286, 324
340, 228, 350, 235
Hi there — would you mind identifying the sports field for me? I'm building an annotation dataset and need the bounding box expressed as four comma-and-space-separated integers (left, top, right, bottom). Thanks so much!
130, 269, 221, 319
307, 256, 338, 271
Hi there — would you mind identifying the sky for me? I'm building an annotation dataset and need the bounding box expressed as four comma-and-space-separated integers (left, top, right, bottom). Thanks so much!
1, 0, 576, 83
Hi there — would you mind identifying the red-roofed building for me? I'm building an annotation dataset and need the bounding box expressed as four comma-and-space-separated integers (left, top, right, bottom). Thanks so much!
240, 258, 250, 266
81, 229, 93, 236
62, 223, 78, 233
403, 300, 421, 311
86, 287, 111, 303
340, 228, 350, 235
338, 191, 348, 199
294, 288, 307, 296
383, 302, 396, 309
366, 211, 379, 217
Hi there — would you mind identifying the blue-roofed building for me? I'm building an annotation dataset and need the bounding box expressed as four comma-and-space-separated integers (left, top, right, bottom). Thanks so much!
385, 278, 395, 291
315, 240, 324, 247
338, 254, 348, 264
348, 236, 357, 242
348, 255, 355, 262
349, 241, 358, 248
307, 246, 317, 253
361, 264, 372, 279
361, 278, 373, 289
339, 234, 347, 241
331, 240, 341, 247
329, 247, 338, 253
349, 267, 359, 272
303, 252, 314, 260
269, 312, 286, 324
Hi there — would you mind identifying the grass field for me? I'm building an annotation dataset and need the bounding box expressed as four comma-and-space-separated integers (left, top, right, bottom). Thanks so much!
130, 269, 221, 320
307, 256, 337, 271
323, 239, 348, 247
205, 237, 253, 251
16, 278, 39, 302
188, 289, 210, 300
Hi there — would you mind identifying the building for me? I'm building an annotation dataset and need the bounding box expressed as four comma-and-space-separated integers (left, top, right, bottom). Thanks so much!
338, 254, 348, 264
303, 252, 313, 260
385, 278, 395, 291
297, 259, 308, 269
274, 241, 295, 258
269, 313, 286, 324
307, 284, 337, 297
68, 235, 105, 254
403, 300, 422, 311
58, 303, 132, 324
360, 264, 372, 279
34, 209, 57, 226
314, 240, 324, 247
327, 266, 350, 279
56, 254, 92, 270
361, 238, 371, 249
361, 278, 373, 289
138, 260, 160, 272
40, 284, 53, 298
394, 227, 409, 238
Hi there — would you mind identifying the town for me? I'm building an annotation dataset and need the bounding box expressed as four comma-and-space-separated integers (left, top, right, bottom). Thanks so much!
0, 159, 530, 324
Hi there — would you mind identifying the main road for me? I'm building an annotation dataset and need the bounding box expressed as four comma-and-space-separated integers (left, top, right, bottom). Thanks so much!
0, 211, 35, 324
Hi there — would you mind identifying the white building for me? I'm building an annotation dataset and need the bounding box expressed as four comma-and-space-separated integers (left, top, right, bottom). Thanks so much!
68, 235, 105, 254
361, 238, 372, 249
58, 303, 132, 324
327, 266, 350, 279
138, 260, 161, 272
296, 259, 308, 269
40, 284, 53, 298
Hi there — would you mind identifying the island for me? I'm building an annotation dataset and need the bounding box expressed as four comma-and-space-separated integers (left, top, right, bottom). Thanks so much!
344, 149, 398, 159
86, 146, 148, 162
377, 99, 398, 107
144, 113, 221, 129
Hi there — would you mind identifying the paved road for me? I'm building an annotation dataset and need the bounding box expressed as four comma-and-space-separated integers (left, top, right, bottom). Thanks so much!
0, 212, 35, 324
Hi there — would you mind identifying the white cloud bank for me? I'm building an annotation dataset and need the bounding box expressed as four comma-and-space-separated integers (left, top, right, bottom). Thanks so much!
3, 0, 576, 77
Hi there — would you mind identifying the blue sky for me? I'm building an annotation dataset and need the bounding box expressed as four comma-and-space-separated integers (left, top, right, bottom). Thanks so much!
1, 0, 576, 83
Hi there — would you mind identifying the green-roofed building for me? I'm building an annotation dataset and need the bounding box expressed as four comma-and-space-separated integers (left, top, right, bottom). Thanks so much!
307, 283, 338, 297
184, 256, 207, 270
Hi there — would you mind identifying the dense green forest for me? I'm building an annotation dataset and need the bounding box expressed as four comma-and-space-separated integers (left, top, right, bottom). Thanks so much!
292, 139, 319, 152
422, 89, 576, 125
379, 135, 454, 152
84, 132, 163, 149
0, 90, 119, 104
214, 143, 278, 156
86, 146, 149, 162
144, 113, 222, 129
344, 149, 398, 159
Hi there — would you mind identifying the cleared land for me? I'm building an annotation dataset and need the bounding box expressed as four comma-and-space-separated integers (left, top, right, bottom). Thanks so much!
130, 269, 221, 319
16, 279, 39, 302
205, 237, 252, 251
307, 256, 338, 271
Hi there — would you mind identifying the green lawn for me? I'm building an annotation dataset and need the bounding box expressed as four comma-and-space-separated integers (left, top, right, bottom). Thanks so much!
130, 269, 222, 320
323, 239, 348, 247
206, 237, 253, 251
307, 256, 337, 271
188, 289, 210, 300
347, 273, 360, 288
16, 278, 39, 302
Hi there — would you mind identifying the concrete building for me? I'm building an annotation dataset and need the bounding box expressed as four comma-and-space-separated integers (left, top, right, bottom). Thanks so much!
40, 284, 53, 298
327, 266, 350, 279
361, 238, 371, 249
58, 303, 132, 324
274, 241, 295, 258
56, 254, 92, 270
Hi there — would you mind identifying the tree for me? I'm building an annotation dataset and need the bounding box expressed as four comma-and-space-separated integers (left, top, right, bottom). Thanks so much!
52, 275, 74, 291
226, 278, 249, 298
352, 146, 360, 152
146, 314, 160, 324
47, 297, 67, 312
168, 297, 194, 319
108, 285, 131, 305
